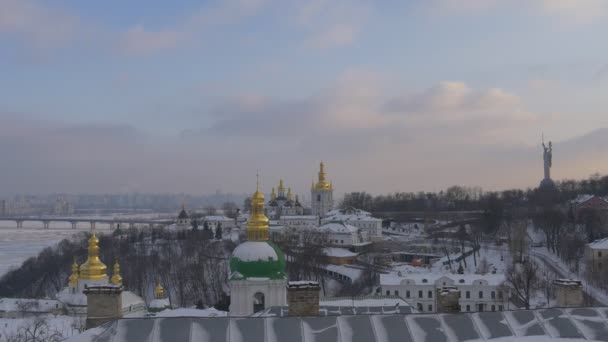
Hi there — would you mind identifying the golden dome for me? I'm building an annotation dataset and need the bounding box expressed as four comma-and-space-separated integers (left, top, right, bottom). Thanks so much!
111, 261, 122, 285
314, 162, 333, 191
271, 187, 277, 201
278, 179, 286, 193
287, 187, 293, 201
247, 177, 269, 241
155, 279, 164, 299
79, 233, 107, 280
68, 259, 79, 287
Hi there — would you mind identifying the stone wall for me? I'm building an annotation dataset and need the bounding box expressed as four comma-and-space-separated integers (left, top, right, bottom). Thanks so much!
287, 281, 320, 317
84, 285, 123, 329
554, 279, 583, 308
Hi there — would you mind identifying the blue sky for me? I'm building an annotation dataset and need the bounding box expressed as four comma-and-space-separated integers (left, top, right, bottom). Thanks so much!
1, 0, 608, 196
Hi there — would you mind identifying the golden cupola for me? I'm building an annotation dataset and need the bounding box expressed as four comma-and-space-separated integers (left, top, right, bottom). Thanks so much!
247, 177, 270, 241
287, 187, 293, 201
68, 259, 79, 287
278, 179, 286, 196
155, 279, 165, 299
111, 261, 123, 285
314, 162, 332, 190
271, 187, 277, 201
79, 233, 107, 280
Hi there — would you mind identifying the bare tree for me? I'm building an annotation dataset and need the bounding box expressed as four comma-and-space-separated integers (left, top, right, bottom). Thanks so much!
508, 220, 529, 264
221, 202, 239, 219
506, 261, 542, 310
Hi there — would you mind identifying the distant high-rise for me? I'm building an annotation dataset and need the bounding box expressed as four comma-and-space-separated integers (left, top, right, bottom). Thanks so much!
311, 162, 334, 217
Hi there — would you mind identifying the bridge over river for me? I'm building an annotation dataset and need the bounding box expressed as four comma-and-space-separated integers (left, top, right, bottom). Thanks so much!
0, 216, 175, 230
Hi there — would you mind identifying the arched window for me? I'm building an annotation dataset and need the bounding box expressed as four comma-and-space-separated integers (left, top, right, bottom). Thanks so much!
253, 292, 265, 313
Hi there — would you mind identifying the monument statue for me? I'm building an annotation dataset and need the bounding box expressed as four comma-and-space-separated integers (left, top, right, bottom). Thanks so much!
542, 140, 552, 180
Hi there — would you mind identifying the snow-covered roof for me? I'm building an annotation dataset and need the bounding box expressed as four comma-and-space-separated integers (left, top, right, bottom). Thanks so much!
323, 247, 358, 257
279, 215, 318, 220
232, 241, 279, 262
570, 194, 608, 206
203, 216, 232, 221
318, 221, 359, 234
323, 208, 382, 222
380, 272, 506, 286
588, 237, 608, 249
149, 298, 171, 310
68, 307, 608, 342
155, 307, 227, 318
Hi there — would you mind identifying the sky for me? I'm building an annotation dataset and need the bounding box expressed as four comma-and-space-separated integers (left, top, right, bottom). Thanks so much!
1, 0, 608, 197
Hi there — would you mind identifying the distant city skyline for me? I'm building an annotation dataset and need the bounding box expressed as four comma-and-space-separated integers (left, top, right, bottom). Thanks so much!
1, 0, 608, 195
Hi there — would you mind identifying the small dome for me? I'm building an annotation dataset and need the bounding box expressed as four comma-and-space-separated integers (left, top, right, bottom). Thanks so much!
230, 241, 286, 280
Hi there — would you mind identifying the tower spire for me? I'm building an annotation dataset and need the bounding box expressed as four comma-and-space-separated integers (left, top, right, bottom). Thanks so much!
247, 174, 269, 241
111, 260, 122, 285
79, 232, 107, 280
68, 258, 79, 287
155, 278, 164, 299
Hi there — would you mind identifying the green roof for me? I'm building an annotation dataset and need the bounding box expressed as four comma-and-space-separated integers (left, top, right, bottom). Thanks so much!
230, 241, 286, 280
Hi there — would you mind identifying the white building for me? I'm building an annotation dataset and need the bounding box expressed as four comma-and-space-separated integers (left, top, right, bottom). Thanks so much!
175, 205, 190, 228
311, 162, 334, 217
378, 273, 508, 313
229, 184, 287, 316
322, 207, 383, 241
279, 215, 318, 229
317, 221, 362, 247
203, 215, 236, 231
267, 180, 304, 219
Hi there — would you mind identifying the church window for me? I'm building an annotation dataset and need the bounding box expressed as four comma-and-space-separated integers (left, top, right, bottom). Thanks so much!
418, 290, 423, 298
253, 292, 265, 313
406, 291, 410, 298
317, 195, 321, 202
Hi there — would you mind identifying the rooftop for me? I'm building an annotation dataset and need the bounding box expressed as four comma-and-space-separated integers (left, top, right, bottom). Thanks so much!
588, 237, 608, 249
70, 307, 608, 342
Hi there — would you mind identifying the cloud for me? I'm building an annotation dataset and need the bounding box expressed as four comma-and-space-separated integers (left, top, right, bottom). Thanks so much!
429, 0, 608, 23
0, 0, 78, 49
295, 0, 370, 49
538, 0, 608, 22
117, 0, 269, 55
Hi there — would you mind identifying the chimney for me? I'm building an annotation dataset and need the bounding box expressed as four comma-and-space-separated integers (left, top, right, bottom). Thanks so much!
287, 281, 320, 317
436, 286, 460, 313
83, 284, 123, 329
553, 279, 584, 307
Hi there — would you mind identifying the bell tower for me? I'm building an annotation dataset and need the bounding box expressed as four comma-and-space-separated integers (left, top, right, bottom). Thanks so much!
311, 162, 334, 217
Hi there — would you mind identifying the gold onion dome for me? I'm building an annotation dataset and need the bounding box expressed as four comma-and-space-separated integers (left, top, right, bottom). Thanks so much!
287, 187, 293, 201
278, 179, 286, 193
155, 280, 164, 299
79, 233, 107, 280
271, 187, 277, 201
111, 261, 123, 285
68, 259, 79, 287
247, 177, 269, 241
315, 162, 332, 190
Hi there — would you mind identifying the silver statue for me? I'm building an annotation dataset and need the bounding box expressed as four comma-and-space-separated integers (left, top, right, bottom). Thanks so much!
542, 140, 552, 180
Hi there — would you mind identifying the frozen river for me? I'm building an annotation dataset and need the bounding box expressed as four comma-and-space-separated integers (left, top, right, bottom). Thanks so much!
0, 224, 91, 276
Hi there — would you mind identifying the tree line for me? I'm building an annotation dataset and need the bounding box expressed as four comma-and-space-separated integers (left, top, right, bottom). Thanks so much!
0, 227, 234, 309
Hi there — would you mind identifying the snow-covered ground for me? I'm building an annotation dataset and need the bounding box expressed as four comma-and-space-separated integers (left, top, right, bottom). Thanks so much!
0, 315, 82, 341
530, 247, 608, 306
431, 243, 511, 275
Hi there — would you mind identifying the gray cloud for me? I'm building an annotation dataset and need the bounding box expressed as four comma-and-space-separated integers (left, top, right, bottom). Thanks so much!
1, 76, 606, 197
